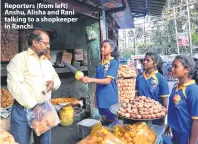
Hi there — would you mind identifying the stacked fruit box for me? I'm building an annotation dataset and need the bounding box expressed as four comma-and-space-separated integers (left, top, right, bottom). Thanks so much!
117, 65, 137, 103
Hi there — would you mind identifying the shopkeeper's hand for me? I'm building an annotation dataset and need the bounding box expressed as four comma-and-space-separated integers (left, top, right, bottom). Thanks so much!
82, 76, 93, 84
46, 80, 54, 93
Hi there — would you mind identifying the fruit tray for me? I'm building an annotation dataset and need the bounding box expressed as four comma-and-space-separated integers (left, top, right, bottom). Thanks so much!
110, 103, 163, 121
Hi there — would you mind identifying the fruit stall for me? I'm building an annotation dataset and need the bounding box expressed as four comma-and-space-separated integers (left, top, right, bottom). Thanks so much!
1, 62, 167, 144
1, 1, 120, 143
75, 65, 167, 144
1, 0, 168, 143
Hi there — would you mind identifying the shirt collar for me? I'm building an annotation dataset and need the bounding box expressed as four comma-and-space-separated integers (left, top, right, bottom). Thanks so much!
142, 70, 158, 79
27, 48, 46, 60
101, 57, 114, 65
176, 80, 195, 91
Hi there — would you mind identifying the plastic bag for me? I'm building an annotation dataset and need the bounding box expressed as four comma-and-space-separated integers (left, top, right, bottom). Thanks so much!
26, 100, 60, 136
113, 122, 156, 144
78, 123, 126, 144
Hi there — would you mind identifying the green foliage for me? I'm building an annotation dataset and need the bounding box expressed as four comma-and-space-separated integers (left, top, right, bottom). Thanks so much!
120, 48, 135, 58
192, 27, 198, 45
134, 0, 198, 55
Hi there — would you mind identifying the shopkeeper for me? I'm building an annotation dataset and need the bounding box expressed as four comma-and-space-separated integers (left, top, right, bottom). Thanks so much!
82, 39, 119, 125
135, 52, 169, 125
168, 55, 198, 144
7, 30, 61, 144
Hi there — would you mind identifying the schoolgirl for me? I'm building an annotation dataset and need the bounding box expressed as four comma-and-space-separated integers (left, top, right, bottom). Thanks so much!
82, 39, 119, 124
168, 55, 198, 144
136, 52, 169, 108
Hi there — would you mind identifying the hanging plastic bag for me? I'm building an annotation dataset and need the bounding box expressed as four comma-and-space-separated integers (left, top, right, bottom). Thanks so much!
26, 94, 60, 136
162, 126, 173, 144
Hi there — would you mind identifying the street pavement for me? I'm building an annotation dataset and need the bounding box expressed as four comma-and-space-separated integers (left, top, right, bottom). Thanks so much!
52, 123, 81, 144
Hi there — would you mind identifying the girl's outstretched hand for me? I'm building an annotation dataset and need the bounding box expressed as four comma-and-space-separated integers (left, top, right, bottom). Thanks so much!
82, 76, 93, 84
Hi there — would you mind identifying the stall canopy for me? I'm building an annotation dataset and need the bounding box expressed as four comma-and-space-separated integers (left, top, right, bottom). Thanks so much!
127, 0, 167, 17
94, 0, 134, 29
89, 0, 167, 28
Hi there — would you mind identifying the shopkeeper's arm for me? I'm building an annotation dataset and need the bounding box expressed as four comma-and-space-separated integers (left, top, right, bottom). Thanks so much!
48, 61, 61, 91
190, 120, 198, 144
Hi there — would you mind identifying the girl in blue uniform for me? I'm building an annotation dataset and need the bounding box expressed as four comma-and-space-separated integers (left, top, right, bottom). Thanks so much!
136, 52, 169, 108
168, 55, 198, 144
135, 52, 169, 125
82, 39, 119, 124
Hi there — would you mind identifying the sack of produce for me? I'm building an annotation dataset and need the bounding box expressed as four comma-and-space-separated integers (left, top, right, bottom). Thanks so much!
113, 122, 156, 144
0, 130, 18, 144
78, 123, 126, 144
26, 100, 60, 136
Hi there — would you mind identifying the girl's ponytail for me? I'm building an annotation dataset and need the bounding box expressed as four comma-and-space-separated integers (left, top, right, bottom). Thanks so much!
111, 44, 120, 61
193, 59, 198, 84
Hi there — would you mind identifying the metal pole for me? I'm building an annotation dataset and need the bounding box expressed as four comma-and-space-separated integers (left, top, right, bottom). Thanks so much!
125, 30, 127, 50
144, 16, 146, 47
173, 8, 180, 54
186, 0, 193, 55
134, 29, 137, 55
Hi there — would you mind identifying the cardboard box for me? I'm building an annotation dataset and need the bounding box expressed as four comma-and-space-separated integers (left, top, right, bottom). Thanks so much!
62, 51, 73, 64
74, 49, 83, 61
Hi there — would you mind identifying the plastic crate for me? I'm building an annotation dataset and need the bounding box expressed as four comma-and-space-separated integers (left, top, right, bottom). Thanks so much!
77, 119, 100, 139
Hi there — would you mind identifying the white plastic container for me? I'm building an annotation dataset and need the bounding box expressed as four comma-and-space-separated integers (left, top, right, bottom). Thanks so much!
77, 119, 100, 139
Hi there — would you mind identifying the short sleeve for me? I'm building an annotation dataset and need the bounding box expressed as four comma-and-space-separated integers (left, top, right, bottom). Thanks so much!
106, 60, 118, 79
159, 75, 169, 98
136, 74, 141, 91
187, 86, 198, 119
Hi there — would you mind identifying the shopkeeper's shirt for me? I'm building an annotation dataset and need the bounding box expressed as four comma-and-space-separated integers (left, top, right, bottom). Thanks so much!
136, 70, 169, 103
168, 80, 198, 136
96, 58, 119, 109
7, 48, 61, 109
